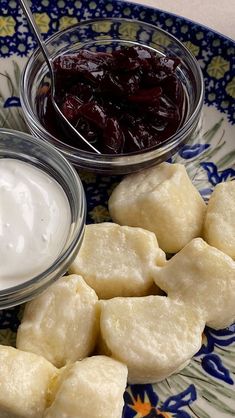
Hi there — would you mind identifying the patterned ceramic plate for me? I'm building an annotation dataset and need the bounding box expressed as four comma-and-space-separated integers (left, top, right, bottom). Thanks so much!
1, 0, 235, 417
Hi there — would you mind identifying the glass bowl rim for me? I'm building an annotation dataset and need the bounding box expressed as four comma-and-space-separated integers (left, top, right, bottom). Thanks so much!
20, 17, 205, 167
0, 128, 86, 299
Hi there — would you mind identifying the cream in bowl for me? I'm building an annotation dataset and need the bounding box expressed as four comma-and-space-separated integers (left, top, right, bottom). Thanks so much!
0, 158, 71, 288
0, 129, 86, 308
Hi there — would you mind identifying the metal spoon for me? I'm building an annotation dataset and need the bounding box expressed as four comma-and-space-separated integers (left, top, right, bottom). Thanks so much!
19, 0, 101, 154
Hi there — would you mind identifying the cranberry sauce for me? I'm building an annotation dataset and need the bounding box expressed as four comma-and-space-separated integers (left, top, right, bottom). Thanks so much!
39, 46, 186, 154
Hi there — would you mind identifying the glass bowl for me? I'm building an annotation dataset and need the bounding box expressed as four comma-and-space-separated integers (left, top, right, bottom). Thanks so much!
0, 128, 86, 308
20, 18, 204, 175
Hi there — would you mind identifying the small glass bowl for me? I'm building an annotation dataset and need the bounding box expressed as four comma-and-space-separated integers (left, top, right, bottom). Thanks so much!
20, 18, 204, 175
0, 129, 86, 308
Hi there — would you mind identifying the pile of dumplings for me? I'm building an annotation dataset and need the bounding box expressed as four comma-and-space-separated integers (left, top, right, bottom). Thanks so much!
1, 162, 235, 418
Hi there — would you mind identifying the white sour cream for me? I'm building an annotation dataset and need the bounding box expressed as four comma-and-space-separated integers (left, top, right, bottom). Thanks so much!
0, 158, 71, 289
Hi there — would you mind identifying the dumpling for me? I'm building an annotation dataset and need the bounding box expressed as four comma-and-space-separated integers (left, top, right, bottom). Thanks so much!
69, 223, 165, 299
108, 162, 206, 253
203, 181, 235, 258
99, 296, 205, 384
44, 356, 127, 418
0, 345, 58, 418
17, 274, 99, 367
153, 238, 235, 329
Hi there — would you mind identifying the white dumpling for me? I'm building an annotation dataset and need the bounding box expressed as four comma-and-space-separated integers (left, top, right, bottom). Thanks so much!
69, 223, 165, 299
44, 356, 127, 418
203, 181, 235, 258
153, 238, 235, 329
0, 345, 58, 418
99, 296, 204, 384
17, 275, 99, 367
108, 162, 206, 253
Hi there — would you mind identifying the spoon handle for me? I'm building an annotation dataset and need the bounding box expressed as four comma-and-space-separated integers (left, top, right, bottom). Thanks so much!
19, 0, 101, 155
19, 0, 53, 75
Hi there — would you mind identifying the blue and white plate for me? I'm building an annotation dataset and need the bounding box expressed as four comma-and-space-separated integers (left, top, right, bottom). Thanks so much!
0, 1, 235, 417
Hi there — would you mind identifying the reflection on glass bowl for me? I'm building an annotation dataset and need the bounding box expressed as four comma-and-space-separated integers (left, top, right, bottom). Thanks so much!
0, 128, 86, 308
20, 18, 204, 174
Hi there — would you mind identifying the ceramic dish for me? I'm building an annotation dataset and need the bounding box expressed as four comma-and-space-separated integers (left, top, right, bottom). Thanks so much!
0, 0, 235, 417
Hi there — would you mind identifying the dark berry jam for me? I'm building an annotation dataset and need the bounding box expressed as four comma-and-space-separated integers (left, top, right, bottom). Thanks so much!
38, 46, 187, 154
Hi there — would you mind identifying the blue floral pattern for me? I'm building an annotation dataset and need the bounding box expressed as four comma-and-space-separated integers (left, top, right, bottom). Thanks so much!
124, 384, 196, 418
179, 144, 210, 159
0, 0, 235, 123
201, 354, 233, 385
200, 162, 235, 185
199, 325, 235, 355
194, 325, 235, 386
